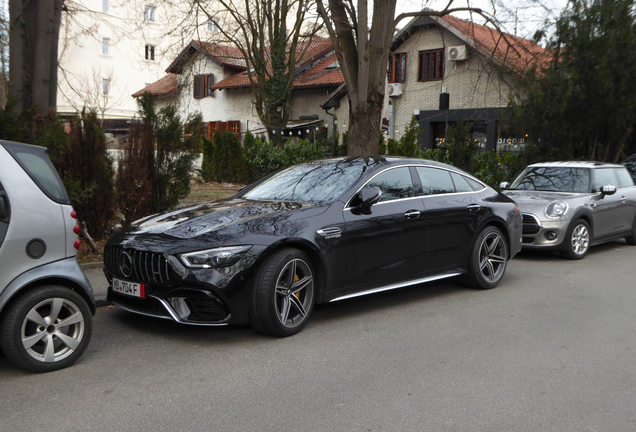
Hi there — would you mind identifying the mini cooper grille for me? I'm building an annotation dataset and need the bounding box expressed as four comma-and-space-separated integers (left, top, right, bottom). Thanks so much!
522, 213, 540, 234
104, 246, 174, 283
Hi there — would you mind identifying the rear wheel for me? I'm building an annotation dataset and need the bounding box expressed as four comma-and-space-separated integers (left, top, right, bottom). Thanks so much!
0, 286, 93, 373
250, 248, 315, 337
463, 226, 509, 290
561, 219, 590, 260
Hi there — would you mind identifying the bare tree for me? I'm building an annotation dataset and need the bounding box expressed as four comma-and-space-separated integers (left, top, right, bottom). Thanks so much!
59, 67, 124, 120
194, 0, 323, 145
316, 1, 503, 156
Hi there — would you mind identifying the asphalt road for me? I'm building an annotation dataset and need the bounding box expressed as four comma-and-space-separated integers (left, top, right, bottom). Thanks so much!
2, 241, 636, 431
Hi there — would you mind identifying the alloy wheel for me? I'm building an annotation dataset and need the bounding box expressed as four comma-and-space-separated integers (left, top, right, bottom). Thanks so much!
478, 231, 507, 283
21, 297, 86, 363
571, 224, 590, 256
274, 258, 314, 328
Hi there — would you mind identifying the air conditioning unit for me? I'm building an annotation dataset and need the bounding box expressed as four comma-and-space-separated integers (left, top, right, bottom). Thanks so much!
388, 83, 403, 97
448, 45, 468, 61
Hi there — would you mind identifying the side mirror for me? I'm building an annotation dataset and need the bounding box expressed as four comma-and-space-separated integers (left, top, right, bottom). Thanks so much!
499, 182, 510, 190
600, 184, 617, 196
356, 187, 382, 215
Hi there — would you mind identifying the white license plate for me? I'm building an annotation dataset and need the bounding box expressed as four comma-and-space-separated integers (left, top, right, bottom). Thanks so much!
112, 278, 145, 298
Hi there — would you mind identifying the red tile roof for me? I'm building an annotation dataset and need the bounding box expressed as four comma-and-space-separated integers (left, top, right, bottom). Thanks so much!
440, 14, 549, 73
212, 37, 336, 90
132, 73, 179, 98
293, 54, 344, 88
165, 40, 246, 74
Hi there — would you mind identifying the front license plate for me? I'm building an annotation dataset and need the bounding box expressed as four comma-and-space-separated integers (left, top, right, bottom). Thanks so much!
112, 278, 145, 298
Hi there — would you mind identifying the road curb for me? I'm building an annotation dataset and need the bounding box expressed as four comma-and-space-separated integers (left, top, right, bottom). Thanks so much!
80, 262, 104, 270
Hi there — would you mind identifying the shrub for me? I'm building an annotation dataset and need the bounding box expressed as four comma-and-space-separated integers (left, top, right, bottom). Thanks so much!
387, 116, 423, 158
117, 122, 154, 225
203, 130, 249, 183
137, 93, 198, 213
61, 111, 116, 240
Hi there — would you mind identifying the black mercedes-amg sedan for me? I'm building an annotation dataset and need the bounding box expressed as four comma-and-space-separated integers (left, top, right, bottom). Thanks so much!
104, 156, 522, 336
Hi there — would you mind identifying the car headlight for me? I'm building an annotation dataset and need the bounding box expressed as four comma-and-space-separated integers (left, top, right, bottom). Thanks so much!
545, 201, 569, 218
179, 245, 252, 268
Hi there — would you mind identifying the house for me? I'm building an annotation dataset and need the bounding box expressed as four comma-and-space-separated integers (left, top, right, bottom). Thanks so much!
386, 13, 548, 151
56, 0, 224, 138
133, 37, 345, 143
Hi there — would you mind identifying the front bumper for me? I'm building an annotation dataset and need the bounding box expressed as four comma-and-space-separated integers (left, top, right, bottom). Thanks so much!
520, 213, 569, 250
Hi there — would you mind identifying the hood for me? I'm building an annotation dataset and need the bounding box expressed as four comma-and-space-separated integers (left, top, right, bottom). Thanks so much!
503, 190, 582, 211
125, 198, 324, 238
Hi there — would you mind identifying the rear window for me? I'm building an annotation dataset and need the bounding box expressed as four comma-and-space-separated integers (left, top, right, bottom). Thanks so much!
2, 142, 70, 204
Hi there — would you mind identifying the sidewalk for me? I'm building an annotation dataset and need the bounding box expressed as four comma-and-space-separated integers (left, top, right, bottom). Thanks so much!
80, 263, 110, 307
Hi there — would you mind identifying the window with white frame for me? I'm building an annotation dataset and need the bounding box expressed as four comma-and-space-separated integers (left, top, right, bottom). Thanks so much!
102, 38, 109, 55
103, 79, 110, 95
208, 18, 219, 32
102, 0, 108, 14
145, 45, 155, 61
144, 5, 155, 21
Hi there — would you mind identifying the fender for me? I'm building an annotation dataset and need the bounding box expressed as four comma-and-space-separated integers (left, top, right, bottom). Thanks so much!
0, 257, 96, 315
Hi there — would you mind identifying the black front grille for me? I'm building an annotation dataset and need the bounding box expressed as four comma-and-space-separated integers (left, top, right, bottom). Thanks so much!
522, 213, 540, 234
104, 245, 174, 283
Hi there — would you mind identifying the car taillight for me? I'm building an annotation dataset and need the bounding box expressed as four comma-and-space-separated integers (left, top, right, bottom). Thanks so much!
74, 239, 81, 250
73, 225, 80, 234
71, 210, 77, 219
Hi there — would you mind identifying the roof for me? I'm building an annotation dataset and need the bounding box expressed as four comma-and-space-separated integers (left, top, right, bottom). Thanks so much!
131, 73, 179, 98
528, 161, 622, 169
166, 40, 246, 74
393, 12, 549, 74
212, 37, 337, 90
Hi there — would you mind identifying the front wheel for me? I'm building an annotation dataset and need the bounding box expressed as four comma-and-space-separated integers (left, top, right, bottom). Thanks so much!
463, 226, 509, 290
250, 248, 315, 337
561, 219, 590, 260
0, 286, 93, 373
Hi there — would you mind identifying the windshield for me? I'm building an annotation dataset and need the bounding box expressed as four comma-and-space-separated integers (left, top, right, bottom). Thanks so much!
241, 159, 369, 203
510, 167, 590, 193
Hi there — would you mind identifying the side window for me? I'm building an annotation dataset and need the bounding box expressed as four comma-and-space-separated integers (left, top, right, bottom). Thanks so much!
615, 168, 634, 188
592, 168, 617, 192
464, 176, 485, 191
416, 167, 455, 195
365, 167, 414, 202
450, 172, 474, 193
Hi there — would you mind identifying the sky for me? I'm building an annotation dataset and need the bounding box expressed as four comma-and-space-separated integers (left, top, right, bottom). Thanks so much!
395, 0, 569, 41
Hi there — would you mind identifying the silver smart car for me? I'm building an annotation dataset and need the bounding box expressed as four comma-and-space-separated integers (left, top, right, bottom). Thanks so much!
502, 161, 636, 259
0, 140, 95, 372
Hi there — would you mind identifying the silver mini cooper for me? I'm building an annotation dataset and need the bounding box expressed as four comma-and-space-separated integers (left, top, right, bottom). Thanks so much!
0, 140, 95, 372
501, 161, 636, 259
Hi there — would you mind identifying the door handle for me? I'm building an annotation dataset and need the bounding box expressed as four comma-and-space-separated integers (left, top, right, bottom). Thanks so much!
467, 203, 481, 212
404, 210, 421, 219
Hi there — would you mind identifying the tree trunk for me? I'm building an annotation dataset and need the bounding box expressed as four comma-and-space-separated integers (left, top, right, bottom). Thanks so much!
8, 0, 62, 117
348, 99, 383, 156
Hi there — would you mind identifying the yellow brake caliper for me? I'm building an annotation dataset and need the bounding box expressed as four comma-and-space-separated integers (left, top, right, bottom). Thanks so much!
294, 274, 301, 299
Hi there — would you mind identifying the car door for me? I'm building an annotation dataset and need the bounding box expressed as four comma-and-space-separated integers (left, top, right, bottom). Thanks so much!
415, 167, 487, 270
343, 166, 427, 290
590, 168, 631, 238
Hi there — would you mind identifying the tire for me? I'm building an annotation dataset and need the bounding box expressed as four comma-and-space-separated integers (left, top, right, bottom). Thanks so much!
250, 248, 315, 337
561, 219, 591, 260
463, 226, 509, 290
0, 286, 93, 373
625, 216, 636, 245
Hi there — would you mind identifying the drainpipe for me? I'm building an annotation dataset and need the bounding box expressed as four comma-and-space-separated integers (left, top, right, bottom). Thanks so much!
389, 100, 396, 140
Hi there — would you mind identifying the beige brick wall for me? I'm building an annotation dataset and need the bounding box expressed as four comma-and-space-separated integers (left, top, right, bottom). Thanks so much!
391, 26, 516, 137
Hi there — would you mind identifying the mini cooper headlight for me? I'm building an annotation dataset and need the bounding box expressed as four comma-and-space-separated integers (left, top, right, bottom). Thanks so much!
545, 200, 569, 218
180, 245, 252, 268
